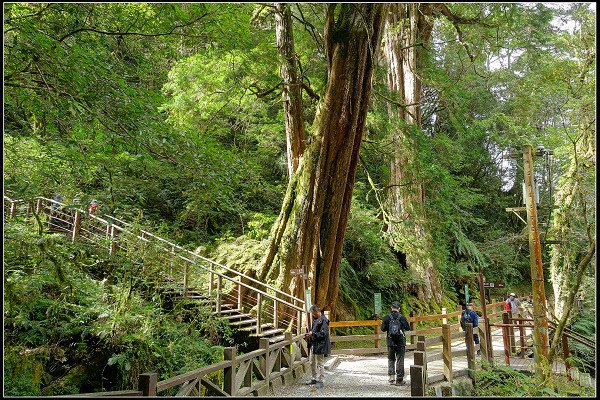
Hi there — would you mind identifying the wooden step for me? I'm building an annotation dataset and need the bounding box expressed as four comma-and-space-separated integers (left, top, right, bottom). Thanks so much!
268, 335, 286, 344
249, 328, 284, 337
229, 318, 258, 327
216, 308, 242, 315
239, 323, 275, 332
219, 313, 252, 321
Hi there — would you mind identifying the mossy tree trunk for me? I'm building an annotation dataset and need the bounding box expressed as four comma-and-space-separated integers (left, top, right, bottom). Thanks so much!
382, 3, 442, 305
275, 3, 306, 179
259, 4, 387, 317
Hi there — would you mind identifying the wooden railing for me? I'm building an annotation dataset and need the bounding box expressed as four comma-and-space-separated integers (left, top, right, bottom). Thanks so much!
57, 332, 310, 397
4, 195, 307, 335
328, 301, 506, 356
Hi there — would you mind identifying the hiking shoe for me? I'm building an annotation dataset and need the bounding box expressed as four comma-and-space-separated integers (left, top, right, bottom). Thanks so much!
476, 350, 481, 355
304, 379, 318, 385
388, 375, 395, 383
315, 381, 324, 389
394, 379, 405, 386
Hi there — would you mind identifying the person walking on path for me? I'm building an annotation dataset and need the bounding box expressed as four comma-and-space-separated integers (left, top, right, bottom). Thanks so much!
460, 303, 480, 355
381, 301, 411, 386
505, 293, 520, 316
304, 304, 330, 389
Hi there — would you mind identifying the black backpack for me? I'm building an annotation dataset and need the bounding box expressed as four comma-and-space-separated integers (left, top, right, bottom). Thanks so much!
461, 310, 473, 331
388, 315, 404, 342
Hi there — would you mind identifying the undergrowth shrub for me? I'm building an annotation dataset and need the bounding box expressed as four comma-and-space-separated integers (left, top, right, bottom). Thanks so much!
3, 219, 236, 395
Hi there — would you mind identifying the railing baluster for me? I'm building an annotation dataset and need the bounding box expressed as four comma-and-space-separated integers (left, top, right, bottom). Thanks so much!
257, 292, 263, 335
72, 210, 81, 242
216, 275, 222, 315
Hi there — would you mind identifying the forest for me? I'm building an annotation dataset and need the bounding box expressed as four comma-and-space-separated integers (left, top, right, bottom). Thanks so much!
3, 2, 595, 396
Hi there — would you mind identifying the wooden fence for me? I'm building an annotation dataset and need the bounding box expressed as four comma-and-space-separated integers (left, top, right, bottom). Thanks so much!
55, 332, 310, 397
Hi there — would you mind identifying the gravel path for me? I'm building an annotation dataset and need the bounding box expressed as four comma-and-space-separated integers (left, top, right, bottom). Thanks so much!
272, 355, 411, 397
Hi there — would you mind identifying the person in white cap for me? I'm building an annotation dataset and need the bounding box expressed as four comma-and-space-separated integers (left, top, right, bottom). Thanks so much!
505, 293, 520, 316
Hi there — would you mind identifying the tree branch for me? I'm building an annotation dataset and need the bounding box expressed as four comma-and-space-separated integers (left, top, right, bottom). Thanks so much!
58, 12, 209, 42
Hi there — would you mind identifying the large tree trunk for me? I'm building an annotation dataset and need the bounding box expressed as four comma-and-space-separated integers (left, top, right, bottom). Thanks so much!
259, 4, 387, 318
549, 126, 595, 320
274, 3, 306, 178
382, 3, 442, 305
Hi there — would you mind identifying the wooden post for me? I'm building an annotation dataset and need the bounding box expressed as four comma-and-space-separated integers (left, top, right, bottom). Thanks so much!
508, 314, 516, 355
502, 312, 511, 365
523, 144, 550, 368
35, 198, 42, 214
410, 365, 425, 396
478, 321, 489, 363
456, 305, 463, 332
519, 316, 526, 358
257, 292, 263, 335
562, 333, 571, 381
478, 273, 493, 359
409, 311, 416, 345
237, 277, 242, 311
414, 351, 426, 380
209, 270, 214, 295
71, 210, 81, 242
273, 298, 279, 329
259, 338, 270, 382
374, 324, 381, 350
465, 323, 475, 380
216, 275, 222, 315
10, 201, 17, 218
170, 245, 175, 276
442, 323, 452, 382
223, 347, 237, 396
297, 309, 302, 335
138, 372, 158, 396
442, 307, 447, 325
183, 263, 189, 298
417, 337, 427, 379
108, 226, 117, 254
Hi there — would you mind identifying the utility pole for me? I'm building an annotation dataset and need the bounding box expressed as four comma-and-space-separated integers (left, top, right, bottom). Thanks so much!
522, 144, 550, 368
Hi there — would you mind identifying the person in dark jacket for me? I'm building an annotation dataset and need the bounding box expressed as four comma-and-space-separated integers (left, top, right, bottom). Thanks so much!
461, 303, 480, 355
381, 301, 411, 385
304, 304, 330, 389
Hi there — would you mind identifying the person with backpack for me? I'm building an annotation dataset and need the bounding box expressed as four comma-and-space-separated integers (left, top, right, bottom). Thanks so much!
460, 303, 480, 355
381, 301, 410, 385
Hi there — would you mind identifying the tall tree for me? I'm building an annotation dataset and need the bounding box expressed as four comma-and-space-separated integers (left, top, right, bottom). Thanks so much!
258, 4, 387, 316
382, 3, 443, 305
274, 3, 306, 178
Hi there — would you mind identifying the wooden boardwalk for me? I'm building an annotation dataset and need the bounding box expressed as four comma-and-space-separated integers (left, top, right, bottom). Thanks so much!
271, 328, 591, 397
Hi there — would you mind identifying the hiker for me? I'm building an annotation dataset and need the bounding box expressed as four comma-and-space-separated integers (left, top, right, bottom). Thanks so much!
49, 193, 65, 230
505, 293, 520, 316
304, 304, 330, 389
381, 301, 410, 386
88, 199, 98, 219
460, 303, 480, 355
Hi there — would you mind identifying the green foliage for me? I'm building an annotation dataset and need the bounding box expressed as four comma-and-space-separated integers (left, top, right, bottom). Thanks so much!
472, 365, 594, 397
3, 219, 230, 395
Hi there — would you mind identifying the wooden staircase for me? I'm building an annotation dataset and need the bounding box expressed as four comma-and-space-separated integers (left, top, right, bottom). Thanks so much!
4, 195, 306, 349
158, 285, 286, 348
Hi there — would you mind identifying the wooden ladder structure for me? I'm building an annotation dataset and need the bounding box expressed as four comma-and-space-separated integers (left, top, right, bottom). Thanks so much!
4, 195, 307, 346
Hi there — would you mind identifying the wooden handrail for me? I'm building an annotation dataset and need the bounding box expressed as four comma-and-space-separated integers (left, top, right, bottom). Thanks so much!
102, 213, 301, 305
5, 196, 306, 319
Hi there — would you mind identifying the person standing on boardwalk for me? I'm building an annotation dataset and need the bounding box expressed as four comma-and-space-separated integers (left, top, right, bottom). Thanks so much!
381, 301, 411, 385
460, 303, 481, 355
505, 293, 520, 316
304, 304, 330, 389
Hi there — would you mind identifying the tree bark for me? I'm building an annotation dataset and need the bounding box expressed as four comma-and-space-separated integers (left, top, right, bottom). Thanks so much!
382, 3, 442, 305
549, 124, 596, 320
274, 3, 306, 178
259, 4, 387, 318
